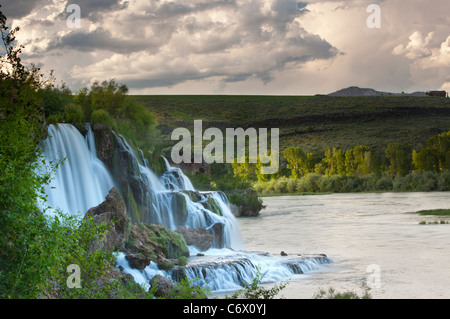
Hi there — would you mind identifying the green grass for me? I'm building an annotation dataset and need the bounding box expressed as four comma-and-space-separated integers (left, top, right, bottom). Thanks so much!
416, 209, 450, 225
133, 95, 450, 155
415, 209, 450, 216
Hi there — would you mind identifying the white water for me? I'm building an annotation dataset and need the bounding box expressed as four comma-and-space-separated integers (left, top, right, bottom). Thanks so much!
238, 192, 450, 299
40, 124, 114, 216
40, 124, 332, 294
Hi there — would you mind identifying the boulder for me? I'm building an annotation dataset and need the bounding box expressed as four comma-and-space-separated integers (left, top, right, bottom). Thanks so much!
124, 223, 189, 270
176, 226, 214, 251
149, 275, 175, 299
225, 189, 264, 217
85, 187, 129, 253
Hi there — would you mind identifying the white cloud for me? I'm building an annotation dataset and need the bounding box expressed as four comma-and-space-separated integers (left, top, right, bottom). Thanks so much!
392, 31, 434, 60
5, 0, 450, 94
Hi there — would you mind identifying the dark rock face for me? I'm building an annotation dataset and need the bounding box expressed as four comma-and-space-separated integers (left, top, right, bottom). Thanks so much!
123, 223, 189, 271
85, 187, 129, 253
210, 222, 225, 248
176, 226, 214, 251
91, 123, 115, 170
84, 186, 190, 271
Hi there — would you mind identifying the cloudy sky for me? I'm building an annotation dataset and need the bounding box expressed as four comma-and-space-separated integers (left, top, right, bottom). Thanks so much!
1, 0, 449, 95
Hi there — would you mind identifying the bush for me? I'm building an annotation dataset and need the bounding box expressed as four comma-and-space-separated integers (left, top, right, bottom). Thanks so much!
438, 170, 450, 191
44, 212, 121, 299
319, 175, 344, 193
274, 177, 288, 193
64, 103, 84, 124
226, 268, 287, 299
286, 178, 297, 193
91, 109, 115, 127
313, 285, 371, 299
297, 174, 321, 193
375, 176, 393, 191
46, 114, 65, 125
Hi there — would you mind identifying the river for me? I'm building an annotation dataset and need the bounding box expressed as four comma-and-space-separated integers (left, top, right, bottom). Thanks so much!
236, 192, 450, 299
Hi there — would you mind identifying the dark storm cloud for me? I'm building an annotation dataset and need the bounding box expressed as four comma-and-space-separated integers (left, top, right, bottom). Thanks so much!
9, 0, 342, 93
64, 0, 129, 20
0, 0, 47, 18
47, 28, 152, 53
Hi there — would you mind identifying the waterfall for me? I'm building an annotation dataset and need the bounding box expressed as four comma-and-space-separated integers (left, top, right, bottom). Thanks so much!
40, 124, 115, 216
110, 130, 242, 249
40, 123, 331, 293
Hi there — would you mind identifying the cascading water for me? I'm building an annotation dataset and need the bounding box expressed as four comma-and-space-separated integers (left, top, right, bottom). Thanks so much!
110, 130, 242, 249
40, 123, 332, 293
40, 124, 115, 216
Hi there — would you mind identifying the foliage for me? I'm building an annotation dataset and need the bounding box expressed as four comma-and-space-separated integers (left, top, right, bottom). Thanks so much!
39, 79, 74, 118
255, 170, 450, 195
283, 147, 315, 178
227, 190, 265, 214
90, 109, 115, 127
64, 103, 84, 125
226, 268, 287, 299
75, 79, 160, 152
413, 131, 450, 173
415, 209, 450, 216
313, 284, 372, 299
385, 143, 412, 176
44, 212, 121, 299
0, 6, 56, 298
166, 276, 209, 299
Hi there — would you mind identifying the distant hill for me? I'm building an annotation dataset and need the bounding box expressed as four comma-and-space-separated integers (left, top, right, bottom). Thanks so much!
329, 86, 426, 96
135, 94, 450, 155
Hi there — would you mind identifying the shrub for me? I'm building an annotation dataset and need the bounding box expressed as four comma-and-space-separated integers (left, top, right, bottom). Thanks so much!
274, 177, 288, 193
375, 176, 393, 191
298, 174, 321, 193
226, 268, 287, 299
64, 103, 84, 124
46, 114, 65, 125
286, 178, 297, 193
313, 285, 372, 299
91, 109, 115, 127
45, 212, 121, 299
319, 175, 344, 193
438, 170, 450, 191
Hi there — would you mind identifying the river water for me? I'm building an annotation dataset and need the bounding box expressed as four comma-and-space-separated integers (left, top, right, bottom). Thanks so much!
236, 192, 450, 299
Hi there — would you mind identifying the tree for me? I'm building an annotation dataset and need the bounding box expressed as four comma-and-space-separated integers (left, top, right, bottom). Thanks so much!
0, 6, 56, 297
283, 147, 314, 178
76, 79, 158, 151
412, 131, 450, 172
385, 143, 412, 176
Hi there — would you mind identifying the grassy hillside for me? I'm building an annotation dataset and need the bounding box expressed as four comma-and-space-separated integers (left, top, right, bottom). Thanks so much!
133, 94, 450, 156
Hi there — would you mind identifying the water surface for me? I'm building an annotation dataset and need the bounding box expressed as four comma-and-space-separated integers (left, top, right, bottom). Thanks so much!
237, 192, 450, 299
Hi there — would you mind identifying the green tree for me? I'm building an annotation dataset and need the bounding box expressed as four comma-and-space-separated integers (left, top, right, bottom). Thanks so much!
385, 143, 412, 176
283, 147, 314, 178
76, 79, 159, 151
0, 6, 56, 297
412, 131, 450, 172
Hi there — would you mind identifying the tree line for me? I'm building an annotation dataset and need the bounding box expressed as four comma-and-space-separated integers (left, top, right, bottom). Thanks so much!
282, 131, 450, 180
229, 131, 450, 194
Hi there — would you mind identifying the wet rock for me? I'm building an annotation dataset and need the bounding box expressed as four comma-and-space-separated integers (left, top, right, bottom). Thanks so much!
176, 226, 214, 251
124, 223, 189, 270
210, 222, 225, 248
85, 187, 129, 253
91, 123, 115, 170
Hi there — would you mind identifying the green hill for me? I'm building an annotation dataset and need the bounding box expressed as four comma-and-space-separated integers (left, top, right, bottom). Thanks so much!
134, 94, 450, 156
